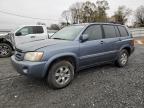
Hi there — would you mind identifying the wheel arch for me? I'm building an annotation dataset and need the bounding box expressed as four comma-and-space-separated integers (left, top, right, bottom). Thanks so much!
0, 38, 14, 50
43, 54, 79, 78
120, 46, 131, 56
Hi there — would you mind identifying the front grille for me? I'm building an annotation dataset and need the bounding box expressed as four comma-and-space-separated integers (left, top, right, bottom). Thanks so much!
15, 51, 24, 61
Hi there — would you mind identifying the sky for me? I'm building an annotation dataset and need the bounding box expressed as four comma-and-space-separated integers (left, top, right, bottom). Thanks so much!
0, 0, 144, 29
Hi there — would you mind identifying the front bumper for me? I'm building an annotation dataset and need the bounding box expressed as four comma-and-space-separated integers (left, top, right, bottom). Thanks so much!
130, 46, 135, 55
11, 56, 47, 78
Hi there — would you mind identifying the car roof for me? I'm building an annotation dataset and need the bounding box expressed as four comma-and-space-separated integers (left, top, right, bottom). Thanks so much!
73, 22, 124, 26
19, 25, 46, 28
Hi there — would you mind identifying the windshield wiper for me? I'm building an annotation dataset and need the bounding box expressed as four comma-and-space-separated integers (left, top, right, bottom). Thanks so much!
52, 38, 67, 40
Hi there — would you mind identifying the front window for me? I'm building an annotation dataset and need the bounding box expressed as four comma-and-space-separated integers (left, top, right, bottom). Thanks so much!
16, 26, 44, 36
83, 25, 102, 40
51, 25, 84, 41
19, 27, 30, 35
16, 26, 33, 36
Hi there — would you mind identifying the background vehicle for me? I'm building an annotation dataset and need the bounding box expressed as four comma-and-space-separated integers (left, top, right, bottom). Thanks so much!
14, 25, 49, 45
11, 23, 135, 89
0, 25, 57, 58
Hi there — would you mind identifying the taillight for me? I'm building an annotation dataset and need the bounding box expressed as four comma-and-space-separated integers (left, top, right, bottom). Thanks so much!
130, 39, 135, 46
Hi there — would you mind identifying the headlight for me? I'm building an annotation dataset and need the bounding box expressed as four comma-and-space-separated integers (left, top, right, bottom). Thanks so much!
24, 52, 43, 61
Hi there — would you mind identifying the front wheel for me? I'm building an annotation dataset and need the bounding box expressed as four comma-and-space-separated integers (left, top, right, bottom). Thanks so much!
115, 49, 129, 67
0, 43, 12, 58
47, 61, 74, 89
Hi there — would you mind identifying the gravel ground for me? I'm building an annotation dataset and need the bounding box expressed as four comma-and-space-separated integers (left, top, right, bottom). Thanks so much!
0, 45, 144, 108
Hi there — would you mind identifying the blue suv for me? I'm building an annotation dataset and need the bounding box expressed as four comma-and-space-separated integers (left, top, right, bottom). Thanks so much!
11, 23, 135, 89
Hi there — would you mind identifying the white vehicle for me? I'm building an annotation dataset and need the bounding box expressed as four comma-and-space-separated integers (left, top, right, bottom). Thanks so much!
0, 25, 57, 58
14, 25, 49, 45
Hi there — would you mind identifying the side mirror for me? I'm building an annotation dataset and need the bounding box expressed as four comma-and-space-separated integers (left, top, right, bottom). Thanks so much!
80, 34, 88, 42
15, 32, 22, 36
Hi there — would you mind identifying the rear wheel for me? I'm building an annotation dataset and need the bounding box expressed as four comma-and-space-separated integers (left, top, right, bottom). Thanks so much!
0, 43, 12, 58
47, 60, 74, 89
115, 49, 129, 67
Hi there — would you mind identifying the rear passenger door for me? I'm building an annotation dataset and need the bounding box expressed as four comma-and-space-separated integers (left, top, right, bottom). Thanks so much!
101, 24, 120, 61
32, 26, 47, 41
116, 25, 130, 50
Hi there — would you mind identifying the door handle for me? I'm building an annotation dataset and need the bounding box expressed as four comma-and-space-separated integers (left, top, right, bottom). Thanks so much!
118, 38, 121, 41
30, 36, 35, 38
100, 41, 104, 44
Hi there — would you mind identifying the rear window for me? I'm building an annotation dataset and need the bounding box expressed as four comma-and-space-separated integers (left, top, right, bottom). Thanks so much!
103, 25, 116, 38
32, 26, 44, 34
118, 26, 128, 37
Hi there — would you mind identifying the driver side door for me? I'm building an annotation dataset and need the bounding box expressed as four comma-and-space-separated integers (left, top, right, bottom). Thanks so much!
79, 24, 105, 68
14, 26, 35, 46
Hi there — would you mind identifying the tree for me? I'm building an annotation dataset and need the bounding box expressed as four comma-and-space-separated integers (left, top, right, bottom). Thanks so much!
135, 5, 144, 27
37, 22, 46, 25
81, 1, 97, 23
96, 0, 109, 22
68, 0, 109, 24
59, 22, 70, 28
48, 24, 60, 30
61, 10, 70, 25
69, 2, 83, 24
113, 6, 131, 25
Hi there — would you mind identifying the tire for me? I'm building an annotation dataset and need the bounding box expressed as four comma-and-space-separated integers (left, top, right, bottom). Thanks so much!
0, 43, 12, 58
115, 49, 129, 67
47, 60, 74, 89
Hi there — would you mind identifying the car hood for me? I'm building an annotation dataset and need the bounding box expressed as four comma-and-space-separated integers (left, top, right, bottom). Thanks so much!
16, 39, 70, 52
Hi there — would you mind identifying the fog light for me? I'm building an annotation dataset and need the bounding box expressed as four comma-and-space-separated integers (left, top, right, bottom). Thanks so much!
23, 68, 28, 74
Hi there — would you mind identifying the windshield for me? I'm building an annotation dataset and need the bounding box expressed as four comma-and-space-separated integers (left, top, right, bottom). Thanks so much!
51, 25, 84, 41
11, 26, 21, 33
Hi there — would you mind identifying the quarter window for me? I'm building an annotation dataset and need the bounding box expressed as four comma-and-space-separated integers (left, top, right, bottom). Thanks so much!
32, 26, 44, 34
115, 26, 121, 37
83, 25, 102, 40
118, 26, 128, 37
103, 25, 116, 38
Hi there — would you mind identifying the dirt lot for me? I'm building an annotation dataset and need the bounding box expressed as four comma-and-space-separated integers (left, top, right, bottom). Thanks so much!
0, 45, 144, 108
135, 37, 144, 45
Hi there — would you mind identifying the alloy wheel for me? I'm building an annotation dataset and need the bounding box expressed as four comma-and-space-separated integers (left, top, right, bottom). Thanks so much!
55, 66, 71, 85
120, 53, 128, 65
0, 45, 10, 56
